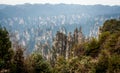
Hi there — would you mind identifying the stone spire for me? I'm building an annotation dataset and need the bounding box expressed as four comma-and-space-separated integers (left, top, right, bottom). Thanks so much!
78, 26, 84, 44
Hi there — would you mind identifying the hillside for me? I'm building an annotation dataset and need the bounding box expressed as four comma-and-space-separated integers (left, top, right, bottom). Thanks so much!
0, 19, 120, 73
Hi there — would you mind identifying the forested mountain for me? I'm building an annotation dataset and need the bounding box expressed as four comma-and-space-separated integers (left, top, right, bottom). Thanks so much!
0, 19, 120, 73
0, 4, 120, 53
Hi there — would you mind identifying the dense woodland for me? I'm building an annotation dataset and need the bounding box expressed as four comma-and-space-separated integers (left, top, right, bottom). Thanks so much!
0, 19, 120, 73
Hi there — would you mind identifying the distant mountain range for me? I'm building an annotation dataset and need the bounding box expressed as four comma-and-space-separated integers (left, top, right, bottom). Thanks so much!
0, 4, 120, 18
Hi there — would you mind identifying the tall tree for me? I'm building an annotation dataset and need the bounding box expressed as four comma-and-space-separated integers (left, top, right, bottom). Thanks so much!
12, 45, 26, 73
0, 27, 14, 73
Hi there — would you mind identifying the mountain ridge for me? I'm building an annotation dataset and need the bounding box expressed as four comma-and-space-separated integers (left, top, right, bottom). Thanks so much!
0, 4, 120, 18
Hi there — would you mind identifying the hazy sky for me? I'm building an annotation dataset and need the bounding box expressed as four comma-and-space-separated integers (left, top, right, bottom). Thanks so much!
0, 0, 120, 5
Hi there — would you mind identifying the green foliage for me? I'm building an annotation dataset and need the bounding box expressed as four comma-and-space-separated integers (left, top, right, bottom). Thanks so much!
107, 54, 120, 73
99, 31, 110, 45
53, 56, 93, 73
30, 53, 52, 73
103, 34, 118, 54
12, 46, 26, 73
53, 56, 69, 73
84, 38, 100, 58
94, 50, 120, 73
0, 27, 14, 72
115, 36, 120, 54
72, 43, 85, 57
92, 19, 120, 73
94, 49, 110, 73
100, 19, 120, 34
